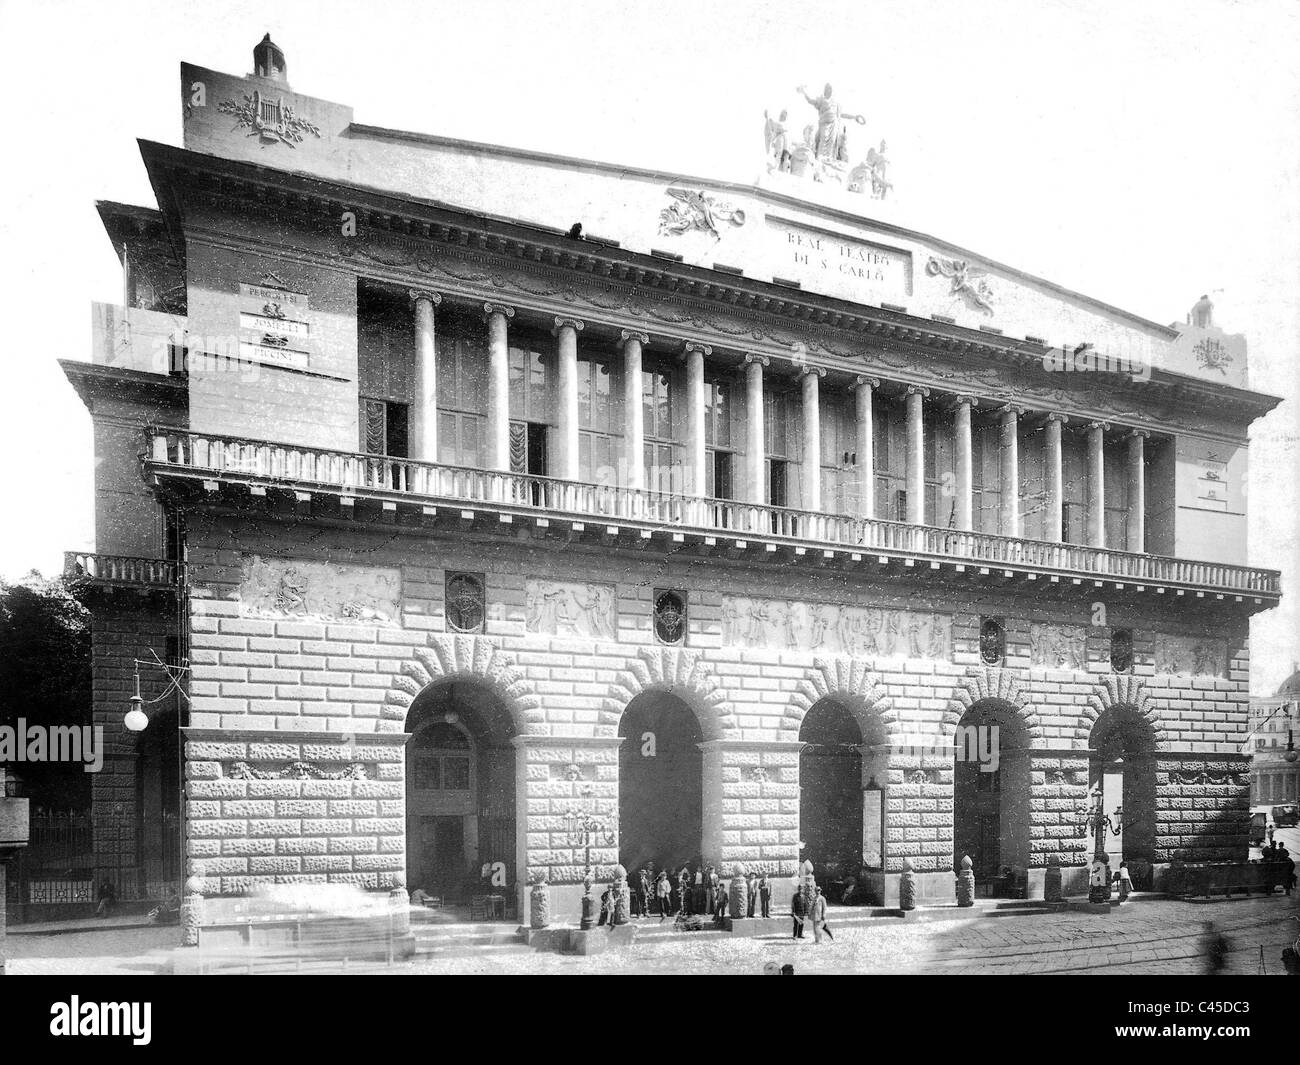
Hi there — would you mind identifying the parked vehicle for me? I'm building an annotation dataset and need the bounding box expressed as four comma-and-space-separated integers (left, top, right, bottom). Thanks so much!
1272, 803, 1299, 827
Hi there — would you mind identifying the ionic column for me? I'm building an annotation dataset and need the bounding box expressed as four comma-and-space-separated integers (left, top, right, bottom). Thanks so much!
682, 342, 710, 497
1044, 413, 1067, 542
1126, 429, 1149, 553
745, 354, 769, 504
553, 317, 584, 481
1086, 421, 1110, 548
855, 376, 879, 520
800, 365, 825, 512
409, 290, 443, 463
484, 303, 515, 473
951, 395, 975, 531
999, 404, 1025, 538
905, 386, 928, 525
621, 331, 649, 491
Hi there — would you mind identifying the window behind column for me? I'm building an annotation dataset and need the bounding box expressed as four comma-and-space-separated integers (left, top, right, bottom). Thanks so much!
705, 377, 735, 499
971, 414, 1001, 535
579, 355, 618, 484
820, 392, 857, 515
925, 407, 955, 529
1062, 427, 1088, 543
764, 386, 801, 508
1103, 441, 1130, 549
643, 364, 680, 494
1019, 420, 1046, 540
436, 311, 488, 469
507, 329, 554, 477
873, 396, 904, 520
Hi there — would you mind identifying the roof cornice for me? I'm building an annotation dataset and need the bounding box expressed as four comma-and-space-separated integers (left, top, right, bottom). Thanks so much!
136, 140, 1283, 422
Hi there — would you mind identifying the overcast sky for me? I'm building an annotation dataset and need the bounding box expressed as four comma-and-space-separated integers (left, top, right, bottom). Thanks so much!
0, 0, 1296, 692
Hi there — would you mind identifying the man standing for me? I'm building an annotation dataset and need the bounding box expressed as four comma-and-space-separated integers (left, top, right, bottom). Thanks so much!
810, 886, 826, 943
760, 874, 772, 919
656, 871, 672, 920
791, 885, 807, 939
746, 871, 758, 918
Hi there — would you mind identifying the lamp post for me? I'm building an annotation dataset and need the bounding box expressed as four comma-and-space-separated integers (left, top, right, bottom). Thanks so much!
1080, 784, 1123, 903
563, 785, 614, 929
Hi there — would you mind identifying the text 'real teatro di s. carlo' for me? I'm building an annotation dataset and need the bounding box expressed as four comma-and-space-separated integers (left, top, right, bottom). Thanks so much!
61, 36, 1281, 929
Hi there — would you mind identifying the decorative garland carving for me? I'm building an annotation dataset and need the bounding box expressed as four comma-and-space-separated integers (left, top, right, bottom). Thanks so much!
225, 761, 367, 780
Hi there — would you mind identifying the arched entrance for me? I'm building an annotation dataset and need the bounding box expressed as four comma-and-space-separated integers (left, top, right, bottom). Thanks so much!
618, 691, 703, 876
404, 680, 516, 905
799, 699, 865, 895
1089, 707, 1157, 885
954, 699, 1032, 891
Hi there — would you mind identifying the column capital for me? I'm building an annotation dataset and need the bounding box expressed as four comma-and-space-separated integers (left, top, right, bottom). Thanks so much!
997, 403, 1027, 418
1044, 411, 1070, 424
408, 289, 443, 307
744, 352, 770, 368
482, 302, 516, 321
552, 316, 585, 335
1086, 420, 1111, 433
855, 374, 880, 389
905, 385, 930, 398
619, 329, 650, 346
799, 364, 827, 378
680, 341, 712, 357
947, 393, 978, 410
1124, 428, 1151, 441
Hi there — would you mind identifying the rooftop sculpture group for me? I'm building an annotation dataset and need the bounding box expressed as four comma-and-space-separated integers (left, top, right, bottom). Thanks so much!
764, 83, 892, 199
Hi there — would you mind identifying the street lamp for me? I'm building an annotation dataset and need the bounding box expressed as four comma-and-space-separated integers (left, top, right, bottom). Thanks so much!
562, 785, 615, 930
1080, 784, 1124, 903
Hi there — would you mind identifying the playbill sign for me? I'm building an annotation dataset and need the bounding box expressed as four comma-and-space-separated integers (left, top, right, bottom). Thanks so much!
768, 217, 912, 301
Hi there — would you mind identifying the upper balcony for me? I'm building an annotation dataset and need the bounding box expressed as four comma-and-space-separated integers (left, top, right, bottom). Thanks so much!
63, 551, 182, 594
141, 428, 1280, 609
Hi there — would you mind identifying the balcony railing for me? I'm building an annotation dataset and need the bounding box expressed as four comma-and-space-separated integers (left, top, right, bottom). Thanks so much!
63, 551, 181, 590
142, 429, 1281, 598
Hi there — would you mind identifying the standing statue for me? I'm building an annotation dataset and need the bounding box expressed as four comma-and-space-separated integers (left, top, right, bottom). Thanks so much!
763, 109, 792, 173
1189, 294, 1214, 329
797, 83, 866, 164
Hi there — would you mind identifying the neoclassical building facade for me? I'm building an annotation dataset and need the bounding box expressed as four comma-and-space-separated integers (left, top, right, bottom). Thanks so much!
62, 37, 1280, 923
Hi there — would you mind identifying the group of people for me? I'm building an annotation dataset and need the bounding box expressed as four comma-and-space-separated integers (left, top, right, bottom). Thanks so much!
790, 885, 834, 943
619, 864, 776, 922
1261, 839, 1296, 896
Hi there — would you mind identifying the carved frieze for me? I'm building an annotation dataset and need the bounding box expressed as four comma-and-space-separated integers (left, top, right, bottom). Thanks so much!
720, 596, 951, 659
1029, 622, 1089, 670
238, 555, 401, 624
525, 580, 617, 639
224, 761, 367, 780
1152, 634, 1226, 678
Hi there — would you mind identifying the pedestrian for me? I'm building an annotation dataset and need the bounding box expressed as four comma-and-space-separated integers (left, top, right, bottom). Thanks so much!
759, 874, 772, 919
95, 878, 117, 919
1117, 860, 1132, 902
790, 884, 807, 939
746, 871, 757, 918
639, 868, 651, 917
780, 963, 795, 975
811, 886, 833, 942
598, 887, 612, 927
1279, 844, 1295, 896
1267, 823, 1276, 847
1200, 920, 1230, 975
715, 880, 728, 924
678, 867, 691, 916
763, 961, 780, 975
694, 866, 705, 915
705, 865, 717, 916
656, 871, 672, 921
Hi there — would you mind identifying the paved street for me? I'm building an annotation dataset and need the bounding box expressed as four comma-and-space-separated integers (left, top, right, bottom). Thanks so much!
6, 888, 1296, 976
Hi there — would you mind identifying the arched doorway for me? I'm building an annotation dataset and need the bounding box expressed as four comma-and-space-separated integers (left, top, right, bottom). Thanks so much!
953, 699, 1032, 892
799, 699, 865, 895
618, 691, 703, 876
405, 680, 516, 906
1088, 708, 1157, 886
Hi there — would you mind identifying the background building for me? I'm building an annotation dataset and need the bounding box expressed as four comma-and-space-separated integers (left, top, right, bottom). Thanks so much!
1248, 670, 1299, 806
58, 37, 1281, 923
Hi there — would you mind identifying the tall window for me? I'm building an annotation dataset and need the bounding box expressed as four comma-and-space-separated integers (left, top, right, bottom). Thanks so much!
579, 357, 617, 484
765, 387, 801, 508
508, 338, 553, 423
643, 366, 680, 493
1062, 429, 1088, 543
705, 378, 734, 499
436, 315, 487, 469
971, 416, 1001, 535
1103, 440, 1130, 548
820, 394, 858, 516
924, 409, 955, 529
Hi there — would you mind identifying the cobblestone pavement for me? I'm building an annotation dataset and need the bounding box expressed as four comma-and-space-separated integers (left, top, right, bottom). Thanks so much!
6, 892, 1296, 976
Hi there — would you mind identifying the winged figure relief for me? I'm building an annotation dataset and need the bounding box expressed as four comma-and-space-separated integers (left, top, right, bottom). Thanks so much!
926, 256, 995, 316
658, 187, 747, 240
